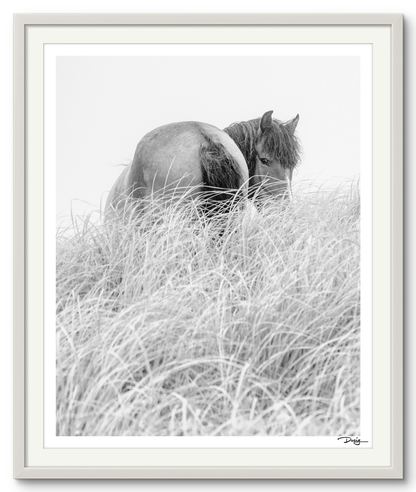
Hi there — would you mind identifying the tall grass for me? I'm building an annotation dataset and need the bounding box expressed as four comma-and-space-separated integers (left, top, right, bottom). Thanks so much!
56, 183, 360, 436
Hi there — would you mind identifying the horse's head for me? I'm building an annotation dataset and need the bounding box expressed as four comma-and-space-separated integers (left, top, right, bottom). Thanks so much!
252, 110, 301, 199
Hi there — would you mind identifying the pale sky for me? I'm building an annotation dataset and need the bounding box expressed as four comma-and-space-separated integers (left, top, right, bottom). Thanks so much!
56, 54, 361, 222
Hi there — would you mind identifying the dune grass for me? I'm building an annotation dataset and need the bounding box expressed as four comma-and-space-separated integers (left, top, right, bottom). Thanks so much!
56, 184, 360, 437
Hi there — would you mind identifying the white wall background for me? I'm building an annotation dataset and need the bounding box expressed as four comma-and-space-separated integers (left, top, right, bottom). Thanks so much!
1, 0, 413, 490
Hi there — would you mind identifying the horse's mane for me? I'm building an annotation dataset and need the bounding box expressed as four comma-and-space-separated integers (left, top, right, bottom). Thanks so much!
223, 120, 259, 177
223, 118, 301, 177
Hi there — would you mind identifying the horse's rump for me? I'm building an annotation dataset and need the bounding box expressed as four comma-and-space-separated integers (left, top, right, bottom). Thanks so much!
199, 129, 248, 210
105, 122, 249, 219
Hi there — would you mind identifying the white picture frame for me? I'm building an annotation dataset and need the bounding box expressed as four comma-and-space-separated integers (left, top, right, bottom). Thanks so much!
14, 13, 403, 479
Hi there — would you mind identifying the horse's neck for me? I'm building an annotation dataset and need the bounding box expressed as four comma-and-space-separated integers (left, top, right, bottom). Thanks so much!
223, 120, 259, 175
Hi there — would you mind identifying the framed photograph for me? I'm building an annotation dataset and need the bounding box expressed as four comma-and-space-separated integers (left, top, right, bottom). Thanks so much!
14, 14, 403, 479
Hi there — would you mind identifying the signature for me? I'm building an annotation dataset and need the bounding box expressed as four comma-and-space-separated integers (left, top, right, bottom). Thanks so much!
337, 436, 369, 446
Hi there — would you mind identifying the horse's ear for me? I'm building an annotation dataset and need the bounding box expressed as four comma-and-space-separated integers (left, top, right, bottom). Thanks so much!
286, 114, 299, 132
260, 110, 274, 133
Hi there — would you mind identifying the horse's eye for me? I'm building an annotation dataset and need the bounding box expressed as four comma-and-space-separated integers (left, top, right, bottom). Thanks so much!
260, 157, 270, 165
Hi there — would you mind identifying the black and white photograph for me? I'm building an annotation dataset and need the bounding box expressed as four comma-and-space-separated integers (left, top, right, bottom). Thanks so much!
49, 43, 369, 442
6, 5, 405, 484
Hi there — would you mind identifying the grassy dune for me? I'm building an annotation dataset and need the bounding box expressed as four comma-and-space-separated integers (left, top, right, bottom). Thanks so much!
56, 184, 360, 436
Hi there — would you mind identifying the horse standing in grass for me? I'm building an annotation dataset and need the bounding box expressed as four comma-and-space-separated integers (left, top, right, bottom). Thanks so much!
105, 111, 300, 218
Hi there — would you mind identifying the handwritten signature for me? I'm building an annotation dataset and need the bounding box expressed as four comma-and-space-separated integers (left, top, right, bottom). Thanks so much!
337, 436, 369, 446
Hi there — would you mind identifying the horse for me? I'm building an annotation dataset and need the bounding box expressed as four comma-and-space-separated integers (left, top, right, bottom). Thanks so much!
105, 111, 300, 218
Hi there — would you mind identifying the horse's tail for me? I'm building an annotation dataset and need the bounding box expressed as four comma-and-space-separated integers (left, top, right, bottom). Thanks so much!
199, 131, 245, 212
